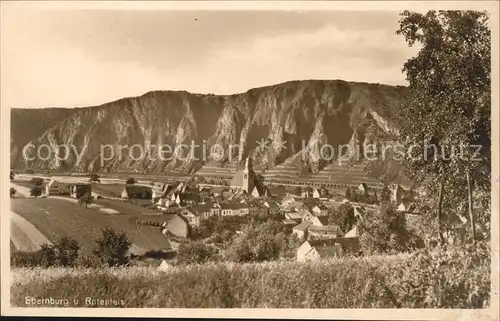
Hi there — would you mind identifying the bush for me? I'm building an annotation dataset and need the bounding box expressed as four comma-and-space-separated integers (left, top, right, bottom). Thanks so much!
11, 248, 48, 267
126, 178, 136, 185
92, 228, 132, 266
11, 237, 80, 268
75, 254, 101, 268
30, 186, 42, 198
10, 187, 17, 198
177, 241, 216, 265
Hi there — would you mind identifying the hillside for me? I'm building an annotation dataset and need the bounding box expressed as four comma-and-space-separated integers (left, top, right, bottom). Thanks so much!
10, 80, 406, 177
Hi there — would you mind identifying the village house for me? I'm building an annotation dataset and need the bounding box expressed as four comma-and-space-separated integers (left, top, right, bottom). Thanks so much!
296, 237, 361, 262
358, 183, 369, 194
220, 202, 249, 216
344, 225, 360, 238
162, 214, 189, 238
308, 215, 330, 227
281, 194, 298, 207
303, 201, 328, 216
250, 185, 271, 198
264, 201, 280, 215
282, 218, 297, 228
300, 186, 314, 198
210, 203, 222, 217
296, 240, 343, 262
285, 211, 302, 222
210, 186, 228, 197
298, 208, 315, 223
180, 208, 200, 227
266, 185, 288, 201
307, 225, 342, 241
292, 221, 312, 241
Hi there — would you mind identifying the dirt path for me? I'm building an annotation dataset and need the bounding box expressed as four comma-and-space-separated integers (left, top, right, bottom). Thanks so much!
11, 211, 52, 251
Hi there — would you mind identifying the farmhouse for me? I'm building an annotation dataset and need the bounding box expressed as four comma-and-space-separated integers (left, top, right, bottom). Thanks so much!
45, 179, 71, 196
70, 183, 92, 199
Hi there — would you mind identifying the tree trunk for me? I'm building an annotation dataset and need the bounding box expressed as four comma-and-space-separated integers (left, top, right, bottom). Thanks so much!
437, 178, 445, 246
466, 170, 477, 242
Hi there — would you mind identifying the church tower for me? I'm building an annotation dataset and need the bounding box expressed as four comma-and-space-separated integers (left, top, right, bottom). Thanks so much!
242, 157, 255, 193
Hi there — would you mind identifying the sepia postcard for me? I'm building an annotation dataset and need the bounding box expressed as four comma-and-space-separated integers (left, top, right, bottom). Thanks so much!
1, 1, 499, 320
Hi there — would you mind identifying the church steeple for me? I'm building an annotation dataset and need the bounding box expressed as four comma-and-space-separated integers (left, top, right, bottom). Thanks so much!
242, 157, 254, 193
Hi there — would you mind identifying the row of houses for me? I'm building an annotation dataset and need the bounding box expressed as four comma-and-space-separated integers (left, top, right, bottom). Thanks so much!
178, 199, 280, 226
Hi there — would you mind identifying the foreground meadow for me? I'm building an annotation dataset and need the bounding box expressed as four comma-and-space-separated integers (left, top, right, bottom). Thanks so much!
11, 244, 490, 308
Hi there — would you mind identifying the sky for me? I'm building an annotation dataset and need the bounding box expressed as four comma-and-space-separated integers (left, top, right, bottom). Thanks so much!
1, 6, 418, 109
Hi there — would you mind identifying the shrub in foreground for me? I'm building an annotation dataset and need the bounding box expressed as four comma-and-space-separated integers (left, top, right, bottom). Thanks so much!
92, 228, 132, 267
11, 237, 80, 268
10, 242, 490, 308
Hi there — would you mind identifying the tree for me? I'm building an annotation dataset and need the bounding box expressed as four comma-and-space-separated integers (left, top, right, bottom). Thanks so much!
328, 204, 357, 234
53, 236, 80, 267
78, 193, 92, 209
30, 186, 42, 198
396, 11, 491, 243
224, 219, 298, 262
93, 228, 132, 266
10, 188, 17, 198
359, 202, 423, 254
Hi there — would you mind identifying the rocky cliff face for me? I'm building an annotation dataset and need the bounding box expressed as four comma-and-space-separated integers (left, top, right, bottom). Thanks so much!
11, 80, 406, 174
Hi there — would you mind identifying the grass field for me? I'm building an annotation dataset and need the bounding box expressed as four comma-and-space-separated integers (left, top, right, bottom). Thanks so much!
94, 198, 158, 215
11, 198, 171, 255
10, 244, 490, 308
